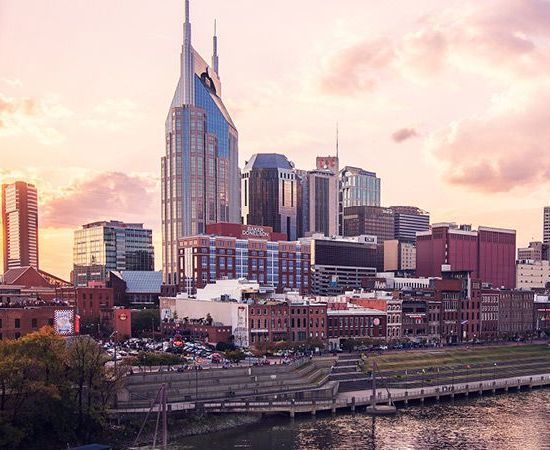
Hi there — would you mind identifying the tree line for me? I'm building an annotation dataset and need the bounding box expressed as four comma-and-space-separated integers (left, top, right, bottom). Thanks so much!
0, 327, 122, 449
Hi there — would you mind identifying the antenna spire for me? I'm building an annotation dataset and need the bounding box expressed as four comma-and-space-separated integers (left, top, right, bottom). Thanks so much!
185, 0, 190, 23
212, 19, 219, 76
336, 122, 339, 159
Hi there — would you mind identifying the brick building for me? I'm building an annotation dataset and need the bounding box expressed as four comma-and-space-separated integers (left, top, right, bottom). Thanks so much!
416, 223, 516, 289
248, 299, 327, 348
178, 223, 311, 295
498, 290, 534, 337
327, 307, 386, 349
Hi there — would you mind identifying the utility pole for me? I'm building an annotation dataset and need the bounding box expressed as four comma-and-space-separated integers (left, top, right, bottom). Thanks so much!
162, 384, 168, 450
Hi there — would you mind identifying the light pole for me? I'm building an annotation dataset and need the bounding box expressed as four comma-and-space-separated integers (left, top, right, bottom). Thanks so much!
452, 368, 455, 390
109, 331, 119, 373
493, 362, 497, 380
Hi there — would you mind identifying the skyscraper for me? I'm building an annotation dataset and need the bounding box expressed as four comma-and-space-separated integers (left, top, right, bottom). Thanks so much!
1, 181, 39, 272
544, 206, 550, 243
241, 154, 297, 240
338, 166, 381, 235
389, 206, 430, 243
73, 221, 154, 287
162, 0, 240, 284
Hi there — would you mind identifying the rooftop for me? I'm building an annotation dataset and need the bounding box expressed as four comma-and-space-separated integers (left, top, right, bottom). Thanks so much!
243, 153, 294, 171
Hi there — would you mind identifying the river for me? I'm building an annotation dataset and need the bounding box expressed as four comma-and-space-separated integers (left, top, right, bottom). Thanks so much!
174, 389, 550, 449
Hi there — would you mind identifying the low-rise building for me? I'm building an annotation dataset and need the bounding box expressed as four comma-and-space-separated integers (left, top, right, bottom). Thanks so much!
498, 290, 534, 337
327, 307, 386, 349
516, 260, 550, 290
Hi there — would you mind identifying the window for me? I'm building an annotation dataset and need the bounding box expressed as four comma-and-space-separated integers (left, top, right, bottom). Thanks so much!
15, 319, 20, 329
32, 318, 38, 328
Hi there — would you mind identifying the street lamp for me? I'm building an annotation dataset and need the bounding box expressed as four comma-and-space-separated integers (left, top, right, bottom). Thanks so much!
109, 331, 119, 372
493, 362, 497, 380
452, 367, 455, 390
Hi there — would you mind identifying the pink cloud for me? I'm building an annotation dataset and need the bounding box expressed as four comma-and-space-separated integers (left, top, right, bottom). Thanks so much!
319, 38, 395, 95
319, 0, 550, 95
41, 171, 159, 229
392, 127, 419, 143
428, 82, 550, 192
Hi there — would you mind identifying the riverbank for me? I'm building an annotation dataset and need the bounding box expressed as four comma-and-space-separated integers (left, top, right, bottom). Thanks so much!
108, 412, 262, 449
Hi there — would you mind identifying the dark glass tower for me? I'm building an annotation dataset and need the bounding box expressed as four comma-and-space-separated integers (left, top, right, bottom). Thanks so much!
241, 154, 297, 240
162, 1, 240, 284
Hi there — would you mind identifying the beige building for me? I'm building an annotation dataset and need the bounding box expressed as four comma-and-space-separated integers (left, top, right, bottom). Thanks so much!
383, 240, 416, 271
516, 260, 550, 290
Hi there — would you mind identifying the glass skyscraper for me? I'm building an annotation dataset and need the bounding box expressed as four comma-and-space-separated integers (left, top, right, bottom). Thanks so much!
162, 0, 240, 284
338, 166, 381, 235
73, 221, 154, 287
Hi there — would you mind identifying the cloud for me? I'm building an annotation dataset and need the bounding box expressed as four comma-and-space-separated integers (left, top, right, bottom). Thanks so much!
1, 78, 23, 87
82, 98, 140, 131
319, 0, 550, 96
0, 93, 72, 144
428, 81, 550, 192
41, 171, 159, 229
319, 38, 394, 95
392, 127, 419, 143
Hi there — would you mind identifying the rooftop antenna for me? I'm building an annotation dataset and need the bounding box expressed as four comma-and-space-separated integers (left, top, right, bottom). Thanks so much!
336, 122, 339, 159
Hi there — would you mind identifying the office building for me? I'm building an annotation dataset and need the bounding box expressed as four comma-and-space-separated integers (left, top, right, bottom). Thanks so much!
338, 166, 381, 235
416, 223, 516, 289
544, 207, 550, 244
241, 154, 297, 240
342, 205, 394, 242
516, 260, 550, 290
305, 169, 338, 237
73, 221, 154, 287
162, 0, 240, 285
383, 240, 416, 272
308, 235, 379, 296
178, 223, 310, 294
517, 241, 549, 261
2, 181, 39, 272
389, 206, 430, 243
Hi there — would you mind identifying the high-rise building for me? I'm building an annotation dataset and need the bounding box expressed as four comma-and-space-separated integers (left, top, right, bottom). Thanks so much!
162, 0, 240, 284
544, 206, 550, 243
389, 206, 430, 243
241, 153, 297, 240
416, 223, 516, 289
338, 166, 381, 235
342, 205, 395, 242
73, 221, 154, 287
307, 234, 379, 296
305, 169, 339, 237
1, 181, 39, 272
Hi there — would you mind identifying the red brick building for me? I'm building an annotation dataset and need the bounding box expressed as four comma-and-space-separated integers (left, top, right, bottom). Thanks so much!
178, 223, 311, 295
247, 299, 327, 348
0, 303, 76, 340
416, 223, 516, 289
327, 307, 386, 349
498, 290, 534, 337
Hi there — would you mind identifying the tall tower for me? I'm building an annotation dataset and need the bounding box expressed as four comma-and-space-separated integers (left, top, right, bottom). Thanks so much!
212, 20, 219, 76
544, 206, 550, 243
2, 181, 39, 272
161, 0, 240, 285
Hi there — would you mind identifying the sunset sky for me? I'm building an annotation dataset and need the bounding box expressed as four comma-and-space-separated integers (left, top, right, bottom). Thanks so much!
1, 0, 549, 279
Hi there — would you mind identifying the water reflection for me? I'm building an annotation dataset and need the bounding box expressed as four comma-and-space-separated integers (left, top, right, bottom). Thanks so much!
176, 390, 550, 450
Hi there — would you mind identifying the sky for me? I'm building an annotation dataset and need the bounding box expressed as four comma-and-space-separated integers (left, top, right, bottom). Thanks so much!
1, 0, 549, 280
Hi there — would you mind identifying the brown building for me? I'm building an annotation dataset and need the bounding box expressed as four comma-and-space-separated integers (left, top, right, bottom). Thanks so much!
162, 320, 232, 345
342, 205, 394, 242
498, 290, 534, 337
0, 302, 76, 340
289, 301, 327, 343
2, 181, 39, 272
327, 307, 386, 349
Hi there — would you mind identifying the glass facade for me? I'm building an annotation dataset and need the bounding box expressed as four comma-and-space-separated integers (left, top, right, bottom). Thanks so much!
338, 166, 381, 235
162, 5, 239, 285
73, 221, 154, 287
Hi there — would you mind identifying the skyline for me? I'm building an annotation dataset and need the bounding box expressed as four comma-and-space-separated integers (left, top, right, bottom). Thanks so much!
1, 0, 549, 279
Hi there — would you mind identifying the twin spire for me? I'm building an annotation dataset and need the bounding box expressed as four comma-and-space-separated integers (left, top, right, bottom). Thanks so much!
184, 0, 219, 77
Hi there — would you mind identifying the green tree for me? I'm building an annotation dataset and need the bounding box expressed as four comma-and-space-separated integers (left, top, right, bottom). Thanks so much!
132, 309, 160, 337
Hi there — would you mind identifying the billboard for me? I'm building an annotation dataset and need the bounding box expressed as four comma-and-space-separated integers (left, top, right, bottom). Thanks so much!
54, 309, 75, 336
